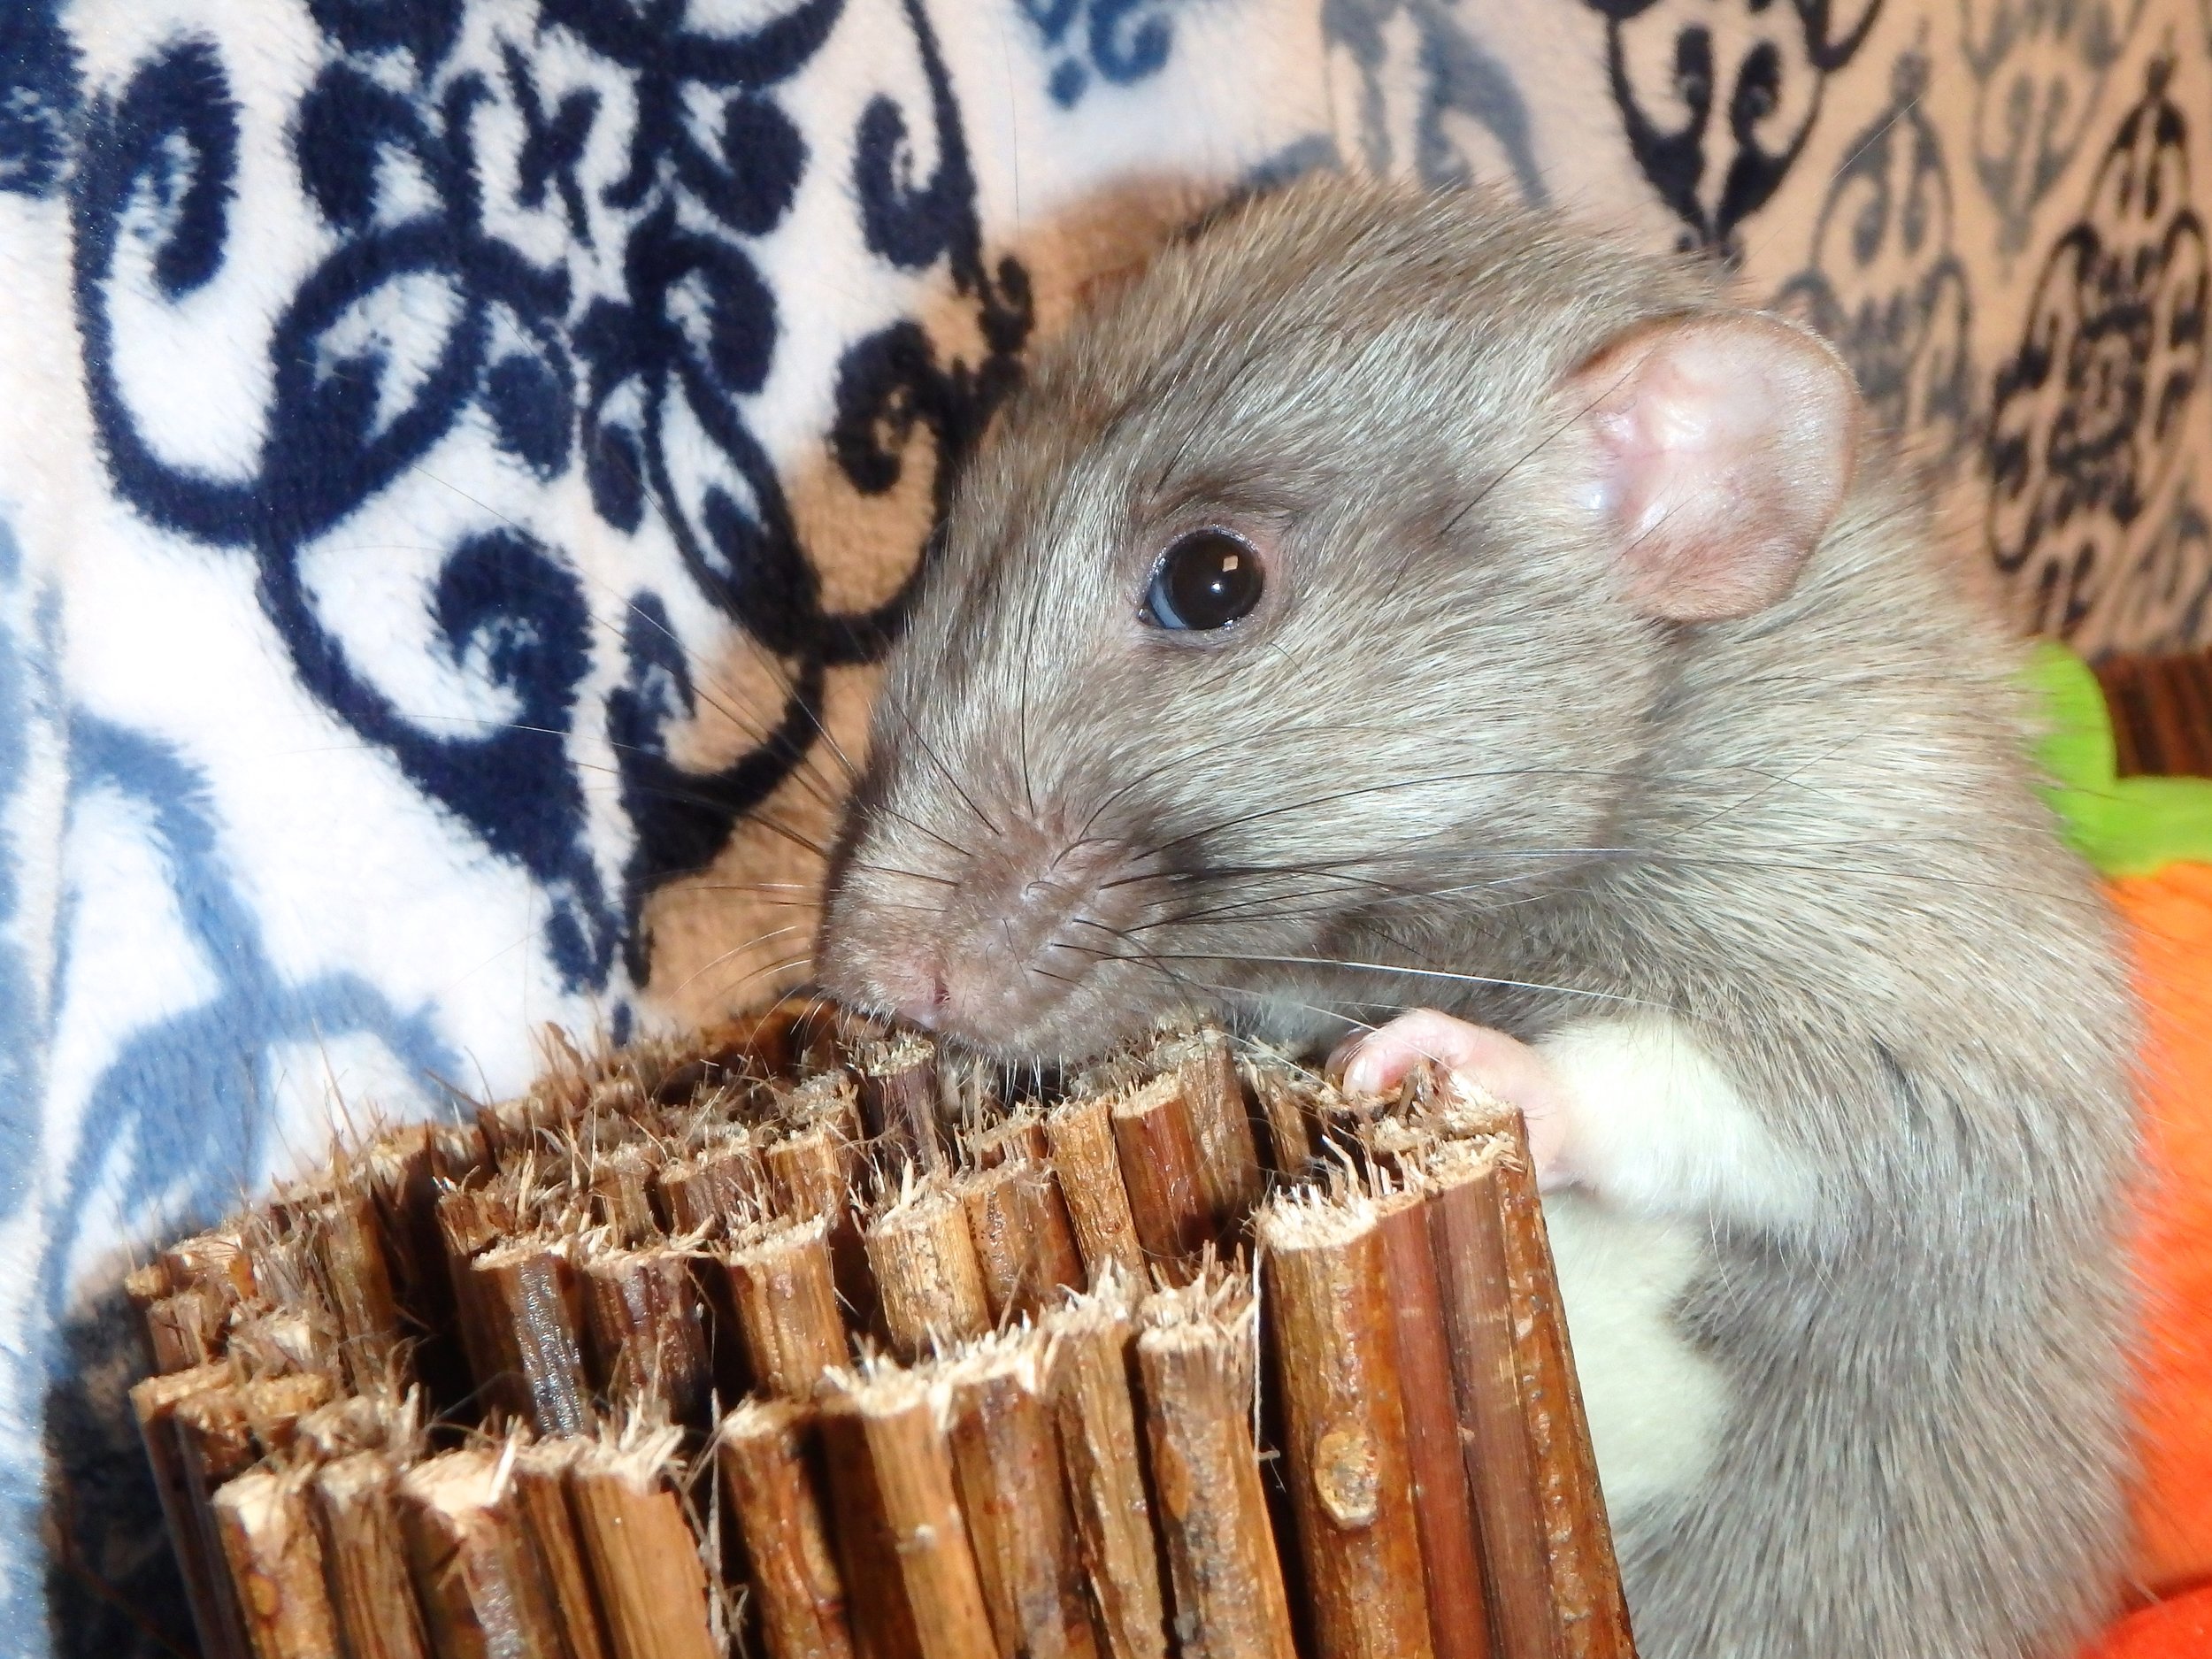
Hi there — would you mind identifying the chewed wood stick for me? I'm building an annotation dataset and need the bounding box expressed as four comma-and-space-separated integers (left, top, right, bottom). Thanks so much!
511, 1438, 615, 1659
134, 1363, 252, 1659
568, 1428, 723, 1659
1258, 1194, 1436, 1659
1371, 1185, 1494, 1659
1041, 1095, 1146, 1283
1041, 1275, 1170, 1659
1154, 1027, 1265, 1231
957, 1158, 1086, 1325
304, 1187, 403, 1392
655, 1132, 766, 1237
1238, 1049, 1320, 1177
815, 1380, 928, 1659
865, 1175, 992, 1357
821, 1368, 999, 1659
724, 1216, 852, 1400
718, 1399, 857, 1659
964, 1108, 1048, 1170
858, 1034, 948, 1173
1136, 1278, 1297, 1659
943, 1332, 1102, 1659
1483, 1122, 1634, 1659
470, 1241, 594, 1438
213, 1465, 342, 1659
144, 1283, 228, 1373
767, 1082, 879, 1331
579, 1242, 713, 1425
1421, 1136, 1561, 1659
309, 1451, 433, 1659
1110, 1074, 1213, 1279
396, 1446, 570, 1659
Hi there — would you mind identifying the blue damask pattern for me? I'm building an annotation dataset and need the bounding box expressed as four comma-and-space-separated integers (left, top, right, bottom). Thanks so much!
71, 0, 1034, 1003
0, 521, 54, 1250
43, 6, 1042, 1649
28, 718, 467, 1656
2, 523, 457, 1652
0, 518, 58, 1643
1020, 0, 1192, 104
45, 720, 465, 1310
1323, 0, 1547, 199
0, 0, 75, 196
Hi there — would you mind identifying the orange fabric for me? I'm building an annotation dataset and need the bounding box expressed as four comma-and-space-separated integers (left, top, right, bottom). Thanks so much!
2111, 864, 2212, 1601
2079, 1582, 2212, 1659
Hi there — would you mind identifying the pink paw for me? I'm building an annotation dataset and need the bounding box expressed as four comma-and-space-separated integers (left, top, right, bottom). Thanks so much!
1333, 1010, 1576, 1186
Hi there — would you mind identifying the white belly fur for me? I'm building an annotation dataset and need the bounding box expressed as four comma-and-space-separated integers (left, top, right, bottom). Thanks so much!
1542, 1190, 1729, 1519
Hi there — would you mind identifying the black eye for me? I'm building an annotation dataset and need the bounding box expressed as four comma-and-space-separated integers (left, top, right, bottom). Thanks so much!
1143, 529, 1264, 631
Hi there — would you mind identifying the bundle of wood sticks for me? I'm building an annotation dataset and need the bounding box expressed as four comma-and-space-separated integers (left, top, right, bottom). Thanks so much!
2093, 646, 2212, 779
126, 1003, 1635, 1659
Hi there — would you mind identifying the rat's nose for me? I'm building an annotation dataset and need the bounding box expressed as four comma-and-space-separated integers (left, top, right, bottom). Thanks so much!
879, 958, 950, 1030
821, 826, 1154, 1050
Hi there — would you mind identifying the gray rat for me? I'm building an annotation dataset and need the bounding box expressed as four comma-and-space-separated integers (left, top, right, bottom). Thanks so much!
814, 173, 2138, 1659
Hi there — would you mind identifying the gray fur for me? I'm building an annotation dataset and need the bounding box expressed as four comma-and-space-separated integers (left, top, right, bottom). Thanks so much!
818, 175, 2139, 1659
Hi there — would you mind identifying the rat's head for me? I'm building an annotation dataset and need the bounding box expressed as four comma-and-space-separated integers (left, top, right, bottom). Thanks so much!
818, 177, 1861, 1062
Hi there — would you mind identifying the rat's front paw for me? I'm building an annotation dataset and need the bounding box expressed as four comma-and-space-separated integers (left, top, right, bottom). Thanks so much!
1333, 1009, 1577, 1187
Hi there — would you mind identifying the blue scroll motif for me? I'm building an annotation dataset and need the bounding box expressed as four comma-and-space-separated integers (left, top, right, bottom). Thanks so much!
69, 0, 1034, 1000
1322, 0, 1547, 203
1020, 0, 1192, 105
0, 0, 77, 196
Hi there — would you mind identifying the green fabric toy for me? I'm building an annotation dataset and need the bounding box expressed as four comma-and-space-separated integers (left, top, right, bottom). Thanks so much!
2027, 643, 2212, 879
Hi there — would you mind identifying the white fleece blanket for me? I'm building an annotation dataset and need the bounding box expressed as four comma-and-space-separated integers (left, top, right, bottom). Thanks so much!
2, 0, 2207, 1650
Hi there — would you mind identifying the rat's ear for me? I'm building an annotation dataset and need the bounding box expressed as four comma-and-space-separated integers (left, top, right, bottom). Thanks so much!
1565, 311, 1861, 622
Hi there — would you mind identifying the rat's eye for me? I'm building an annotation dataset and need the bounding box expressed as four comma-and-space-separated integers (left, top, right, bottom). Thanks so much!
1143, 529, 1264, 631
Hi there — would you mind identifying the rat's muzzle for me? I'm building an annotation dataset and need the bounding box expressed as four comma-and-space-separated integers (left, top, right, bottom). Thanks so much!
817, 820, 1164, 1057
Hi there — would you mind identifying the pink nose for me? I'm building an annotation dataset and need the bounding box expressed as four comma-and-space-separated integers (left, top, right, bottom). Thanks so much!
880, 957, 949, 1029
821, 826, 1151, 1048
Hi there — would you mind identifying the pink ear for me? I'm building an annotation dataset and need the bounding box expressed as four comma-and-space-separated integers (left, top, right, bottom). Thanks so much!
1568, 312, 1862, 622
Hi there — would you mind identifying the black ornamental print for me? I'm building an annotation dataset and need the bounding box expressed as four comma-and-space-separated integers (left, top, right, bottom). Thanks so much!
1985, 57, 2208, 641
